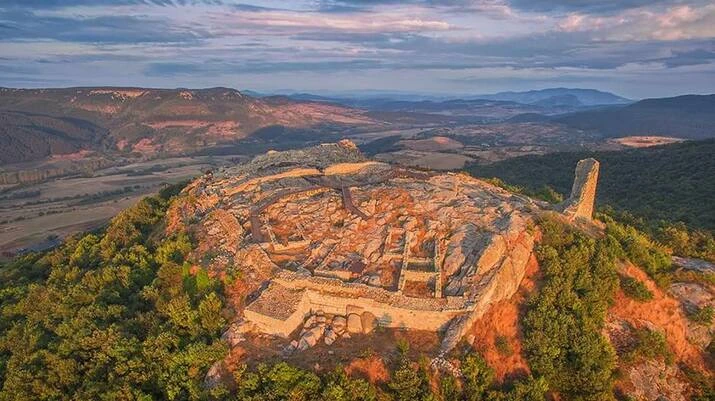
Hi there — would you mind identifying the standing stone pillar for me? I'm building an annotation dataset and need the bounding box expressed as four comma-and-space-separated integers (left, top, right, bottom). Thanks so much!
561, 158, 599, 221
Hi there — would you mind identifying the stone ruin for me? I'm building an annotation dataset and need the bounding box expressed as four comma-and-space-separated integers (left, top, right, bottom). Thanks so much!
172, 141, 600, 357
560, 158, 599, 221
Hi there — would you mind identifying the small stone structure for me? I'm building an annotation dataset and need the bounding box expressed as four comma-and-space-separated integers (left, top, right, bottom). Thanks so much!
171, 142, 600, 355
561, 158, 599, 221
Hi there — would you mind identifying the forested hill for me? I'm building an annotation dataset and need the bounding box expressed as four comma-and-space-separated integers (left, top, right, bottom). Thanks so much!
554, 94, 715, 140
466, 139, 715, 230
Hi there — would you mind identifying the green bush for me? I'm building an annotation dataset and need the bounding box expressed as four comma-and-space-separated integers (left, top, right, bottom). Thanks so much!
624, 328, 674, 365
523, 217, 619, 401
687, 305, 714, 325
495, 335, 513, 356
0, 190, 228, 401
619, 276, 654, 302
603, 216, 673, 287
387, 355, 431, 401
462, 352, 494, 401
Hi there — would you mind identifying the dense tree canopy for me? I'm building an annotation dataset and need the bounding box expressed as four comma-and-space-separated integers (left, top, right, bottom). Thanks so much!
523, 217, 620, 401
467, 140, 715, 261
0, 185, 227, 401
0, 181, 708, 400
467, 139, 715, 231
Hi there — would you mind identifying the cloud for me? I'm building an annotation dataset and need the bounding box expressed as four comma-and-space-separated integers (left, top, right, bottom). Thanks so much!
144, 59, 383, 76
0, 0, 224, 8
507, 0, 683, 14
212, 7, 452, 35
555, 4, 715, 41
0, 9, 205, 44
0, 0, 713, 97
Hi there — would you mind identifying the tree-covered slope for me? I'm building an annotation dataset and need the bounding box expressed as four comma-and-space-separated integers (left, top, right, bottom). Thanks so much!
467, 139, 715, 230
555, 95, 715, 140
0, 184, 711, 400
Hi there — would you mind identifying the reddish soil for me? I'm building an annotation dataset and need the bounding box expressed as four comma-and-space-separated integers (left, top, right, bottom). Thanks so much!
235, 329, 439, 376
400, 136, 464, 152
345, 355, 391, 384
132, 138, 159, 153
48, 149, 94, 161
610, 262, 706, 370
466, 253, 539, 382
611, 136, 685, 148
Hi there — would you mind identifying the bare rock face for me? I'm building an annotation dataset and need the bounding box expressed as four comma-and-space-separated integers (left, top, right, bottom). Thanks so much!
347, 313, 363, 333
561, 158, 599, 221
324, 328, 338, 345
204, 361, 228, 389
298, 326, 324, 350
221, 320, 254, 347
669, 282, 714, 350
169, 142, 547, 354
332, 316, 347, 334
361, 312, 377, 334
627, 360, 688, 401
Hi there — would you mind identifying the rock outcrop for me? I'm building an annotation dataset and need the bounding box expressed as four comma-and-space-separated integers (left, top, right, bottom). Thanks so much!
166, 145, 605, 355
560, 158, 599, 221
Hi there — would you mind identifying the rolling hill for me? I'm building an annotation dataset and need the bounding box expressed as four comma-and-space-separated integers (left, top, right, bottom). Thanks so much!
555, 94, 715, 140
281, 88, 631, 118
0, 87, 378, 164
0, 111, 110, 164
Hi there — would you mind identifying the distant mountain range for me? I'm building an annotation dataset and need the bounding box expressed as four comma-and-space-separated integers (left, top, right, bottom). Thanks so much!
276, 87, 631, 107
276, 88, 634, 118
471, 88, 632, 107
0, 86, 712, 166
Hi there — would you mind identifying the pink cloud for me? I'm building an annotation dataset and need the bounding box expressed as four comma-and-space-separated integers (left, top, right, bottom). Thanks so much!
221, 8, 451, 34
556, 4, 715, 41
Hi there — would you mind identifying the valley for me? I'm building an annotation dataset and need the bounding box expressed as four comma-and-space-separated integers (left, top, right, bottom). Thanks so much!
0, 155, 235, 257
1, 87, 714, 257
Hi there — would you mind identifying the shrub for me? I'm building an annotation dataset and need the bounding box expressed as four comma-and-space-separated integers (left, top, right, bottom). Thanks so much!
388, 357, 428, 401
620, 276, 654, 302
495, 335, 513, 356
687, 305, 714, 325
523, 217, 619, 400
0, 190, 230, 401
624, 328, 674, 365
604, 216, 673, 287
461, 352, 494, 401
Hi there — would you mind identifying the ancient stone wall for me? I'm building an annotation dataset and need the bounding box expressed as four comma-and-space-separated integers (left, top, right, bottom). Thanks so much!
244, 293, 310, 338
302, 290, 463, 332
245, 224, 535, 346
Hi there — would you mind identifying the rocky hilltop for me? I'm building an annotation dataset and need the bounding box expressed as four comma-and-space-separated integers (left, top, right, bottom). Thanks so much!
167, 141, 598, 359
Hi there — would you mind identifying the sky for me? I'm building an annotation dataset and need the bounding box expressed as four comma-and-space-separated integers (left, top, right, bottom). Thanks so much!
0, 0, 714, 99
